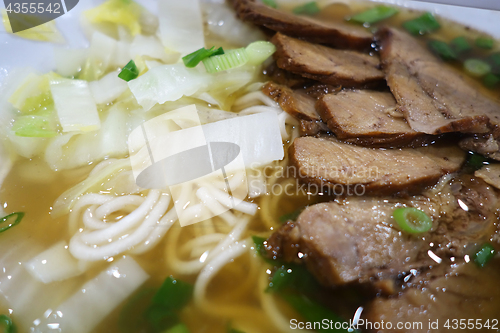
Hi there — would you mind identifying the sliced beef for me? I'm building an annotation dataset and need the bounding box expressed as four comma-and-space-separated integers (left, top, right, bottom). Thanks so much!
299, 120, 330, 136
475, 164, 500, 190
271, 33, 384, 88
267, 175, 497, 288
365, 259, 500, 332
377, 27, 500, 135
269, 199, 428, 286
459, 134, 500, 161
289, 137, 465, 195
262, 81, 320, 121
232, 0, 373, 50
265, 62, 310, 88
317, 90, 420, 145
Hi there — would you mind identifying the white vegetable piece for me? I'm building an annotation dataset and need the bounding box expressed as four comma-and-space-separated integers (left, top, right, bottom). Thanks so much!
24, 241, 88, 284
89, 31, 117, 70
130, 34, 179, 63
31, 256, 149, 333
53, 48, 89, 77
89, 71, 129, 105
128, 64, 210, 111
158, 0, 205, 55
50, 78, 101, 132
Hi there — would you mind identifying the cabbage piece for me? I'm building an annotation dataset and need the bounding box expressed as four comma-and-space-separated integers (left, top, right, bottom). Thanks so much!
158, 0, 204, 55
24, 241, 87, 284
128, 64, 210, 111
204, 3, 266, 47
50, 79, 101, 133
1, 11, 65, 43
53, 48, 89, 77
45, 104, 142, 171
31, 257, 148, 333
89, 71, 129, 105
84, 0, 143, 36
129, 34, 180, 64
12, 106, 58, 138
8, 72, 60, 113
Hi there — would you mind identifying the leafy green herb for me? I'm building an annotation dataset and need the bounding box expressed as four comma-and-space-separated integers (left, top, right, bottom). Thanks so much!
464, 59, 491, 77
262, 0, 277, 8
0, 315, 15, 333
279, 208, 304, 223
475, 37, 494, 49
428, 40, 457, 61
349, 5, 398, 25
483, 73, 500, 89
281, 294, 352, 332
118, 60, 139, 82
450, 36, 471, 53
466, 151, 489, 171
473, 243, 496, 268
488, 53, 500, 74
393, 207, 432, 234
252, 235, 268, 258
0, 212, 24, 233
266, 263, 320, 294
403, 12, 440, 35
163, 322, 190, 333
292, 1, 320, 15
182, 46, 224, 68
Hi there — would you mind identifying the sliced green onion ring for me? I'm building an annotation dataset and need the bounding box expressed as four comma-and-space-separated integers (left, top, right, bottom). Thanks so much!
0, 212, 24, 233
393, 207, 432, 234
0, 315, 15, 333
464, 59, 491, 77
118, 60, 139, 82
202, 48, 249, 73
403, 12, 440, 35
245, 41, 276, 65
182, 46, 224, 68
473, 243, 496, 268
428, 40, 457, 61
292, 1, 320, 15
476, 37, 494, 49
350, 5, 398, 25
450, 36, 471, 53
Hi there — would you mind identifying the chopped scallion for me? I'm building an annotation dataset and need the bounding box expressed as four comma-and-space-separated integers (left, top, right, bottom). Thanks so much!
202, 48, 249, 73
473, 243, 496, 268
165, 323, 190, 333
450, 36, 471, 53
118, 60, 139, 82
350, 5, 398, 25
0, 315, 15, 333
252, 235, 268, 258
403, 12, 440, 35
466, 151, 489, 170
483, 73, 500, 89
262, 0, 277, 8
475, 37, 494, 49
0, 212, 24, 233
393, 207, 432, 234
292, 1, 320, 15
182, 46, 224, 68
428, 40, 457, 61
245, 41, 276, 65
464, 59, 491, 77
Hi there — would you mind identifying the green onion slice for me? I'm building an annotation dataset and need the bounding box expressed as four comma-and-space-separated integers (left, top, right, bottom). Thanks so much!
403, 12, 440, 35
428, 40, 457, 61
483, 73, 500, 89
182, 46, 224, 68
164, 323, 190, 333
0, 315, 15, 333
474, 243, 496, 268
0, 212, 24, 233
118, 60, 139, 82
350, 5, 398, 25
466, 151, 489, 170
245, 41, 276, 65
393, 207, 432, 234
262, 0, 277, 8
292, 1, 320, 15
464, 59, 491, 77
202, 48, 249, 73
450, 36, 471, 53
476, 37, 494, 49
